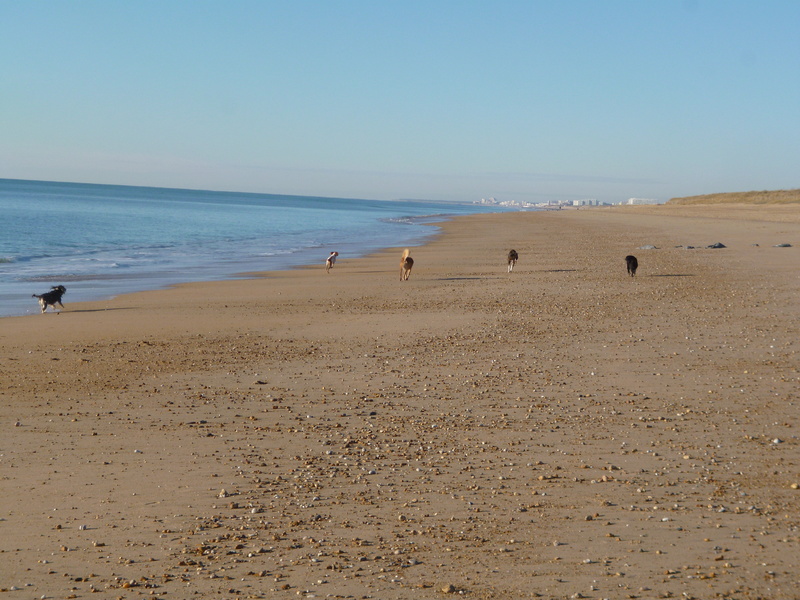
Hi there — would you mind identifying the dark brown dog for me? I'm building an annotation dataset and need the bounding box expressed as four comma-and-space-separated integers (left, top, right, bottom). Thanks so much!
33, 285, 66, 313
625, 255, 638, 277
507, 249, 518, 272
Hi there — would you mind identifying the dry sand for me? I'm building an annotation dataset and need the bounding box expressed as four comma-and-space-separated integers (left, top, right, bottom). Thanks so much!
1, 205, 798, 600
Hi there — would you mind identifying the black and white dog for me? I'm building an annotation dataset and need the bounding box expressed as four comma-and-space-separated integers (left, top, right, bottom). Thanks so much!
32, 285, 66, 313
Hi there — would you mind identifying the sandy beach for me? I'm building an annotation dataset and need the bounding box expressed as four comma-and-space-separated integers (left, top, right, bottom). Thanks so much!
2, 204, 798, 599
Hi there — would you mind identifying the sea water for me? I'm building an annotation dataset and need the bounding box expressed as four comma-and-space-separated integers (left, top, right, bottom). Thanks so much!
0, 179, 512, 317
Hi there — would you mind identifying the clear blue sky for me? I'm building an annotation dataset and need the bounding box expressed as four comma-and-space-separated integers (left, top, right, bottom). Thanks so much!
1, 1, 798, 203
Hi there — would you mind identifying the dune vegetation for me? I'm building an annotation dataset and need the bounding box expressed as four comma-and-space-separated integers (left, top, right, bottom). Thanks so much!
668, 188, 800, 204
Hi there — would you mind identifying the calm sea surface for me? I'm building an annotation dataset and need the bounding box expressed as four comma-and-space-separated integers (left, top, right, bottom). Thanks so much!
1, 179, 512, 317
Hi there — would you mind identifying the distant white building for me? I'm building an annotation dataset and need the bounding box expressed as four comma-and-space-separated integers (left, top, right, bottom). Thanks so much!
571, 198, 598, 206
626, 198, 661, 205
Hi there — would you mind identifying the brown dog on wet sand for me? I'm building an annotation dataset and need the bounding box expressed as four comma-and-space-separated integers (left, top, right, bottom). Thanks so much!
400, 249, 414, 281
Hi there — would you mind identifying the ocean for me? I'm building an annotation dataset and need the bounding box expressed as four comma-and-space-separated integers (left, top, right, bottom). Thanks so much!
0, 179, 513, 317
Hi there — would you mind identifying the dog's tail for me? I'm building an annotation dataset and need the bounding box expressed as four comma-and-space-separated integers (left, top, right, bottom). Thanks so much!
401, 248, 411, 263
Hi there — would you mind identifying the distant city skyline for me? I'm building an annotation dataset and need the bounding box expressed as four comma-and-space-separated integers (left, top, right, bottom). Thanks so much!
1, 1, 798, 204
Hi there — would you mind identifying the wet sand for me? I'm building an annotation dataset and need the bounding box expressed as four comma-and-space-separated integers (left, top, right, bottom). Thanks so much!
2, 204, 798, 599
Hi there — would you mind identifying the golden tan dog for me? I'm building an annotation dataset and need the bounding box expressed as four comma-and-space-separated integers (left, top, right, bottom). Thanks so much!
400, 248, 414, 281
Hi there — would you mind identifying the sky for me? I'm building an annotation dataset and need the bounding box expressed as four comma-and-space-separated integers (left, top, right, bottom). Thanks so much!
1, 1, 798, 204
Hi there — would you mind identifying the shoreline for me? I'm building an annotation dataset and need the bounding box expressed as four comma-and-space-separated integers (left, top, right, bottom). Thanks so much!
0, 218, 452, 319
2, 177, 515, 318
9, 202, 797, 320
2, 204, 798, 599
